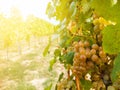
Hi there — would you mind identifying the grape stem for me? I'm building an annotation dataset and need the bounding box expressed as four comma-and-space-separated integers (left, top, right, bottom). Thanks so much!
75, 76, 81, 90
68, 69, 70, 80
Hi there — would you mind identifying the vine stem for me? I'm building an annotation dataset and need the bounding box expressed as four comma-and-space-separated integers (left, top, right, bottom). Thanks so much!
75, 76, 80, 90
68, 69, 70, 80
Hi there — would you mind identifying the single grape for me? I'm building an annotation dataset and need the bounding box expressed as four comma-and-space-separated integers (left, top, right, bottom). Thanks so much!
94, 25, 100, 34
90, 49, 96, 55
97, 34, 102, 41
92, 44, 99, 50
91, 54, 99, 62
74, 44, 79, 50
78, 41, 84, 47
103, 74, 109, 81
79, 54, 87, 62
79, 47, 86, 55
74, 52, 80, 59
84, 41, 90, 47
99, 50, 106, 58
99, 46, 103, 51
85, 49, 91, 58
87, 61, 94, 69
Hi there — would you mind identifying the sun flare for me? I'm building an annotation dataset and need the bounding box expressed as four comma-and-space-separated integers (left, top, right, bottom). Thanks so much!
0, 0, 50, 20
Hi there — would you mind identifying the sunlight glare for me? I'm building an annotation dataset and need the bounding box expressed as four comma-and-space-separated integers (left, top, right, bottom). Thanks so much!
0, 0, 50, 20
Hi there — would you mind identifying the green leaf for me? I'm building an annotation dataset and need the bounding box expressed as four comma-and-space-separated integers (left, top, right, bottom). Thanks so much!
55, 73, 64, 90
69, 1, 76, 15
71, 7, 77, 19
111, 54, 120, 82
80, 79, 92, 90
44, 83, 52, 90
65, 51, 75, 65
58, 72, 64, 82
43, 37, 51, 56
46, 2, 55, 18
54, 49, 61, 57
91, 0, 120, 24
59, 33, 71, 48
81, 0, 90, 14
49, 59, 56, 71
102, 25, 120, 54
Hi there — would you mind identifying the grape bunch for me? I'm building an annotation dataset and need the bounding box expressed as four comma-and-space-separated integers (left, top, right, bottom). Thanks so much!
71, 16, 116, 89
72, 40, 114, 89
72, 40, 109, 77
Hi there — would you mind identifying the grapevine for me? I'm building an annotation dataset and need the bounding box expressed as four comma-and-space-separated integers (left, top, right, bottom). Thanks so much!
46, 0, 120, 90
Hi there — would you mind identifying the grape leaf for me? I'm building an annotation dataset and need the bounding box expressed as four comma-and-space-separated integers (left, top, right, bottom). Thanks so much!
111, 54, 120, 82
49, 59, 56, 71
91, 0, 120, 24
54, 49, 61, 57
102, 25, 120, 54
65, 51, 74, 65
43, 37, 51, 56
59, 51, 74, 65
81, 0, 90, 14
69, 1, 76, 15
91, 0, 112, 17
80, 79, 92, 90
58, 73, 64, 82
44, 83, 52, 90
92, 0, 120, 54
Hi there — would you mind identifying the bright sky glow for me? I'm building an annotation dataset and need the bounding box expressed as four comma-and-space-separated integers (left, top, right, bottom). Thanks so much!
0, 0, 57, 24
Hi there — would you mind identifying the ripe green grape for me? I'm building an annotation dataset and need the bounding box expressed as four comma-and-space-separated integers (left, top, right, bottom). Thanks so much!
91, 54, 99, 62
99, 46, 103, 51
94, 25, 100, 34
79, 54, 87, 62
90, 49, 96, 55
85, 49, 91, 58
99, 50, 106, 58
97, 34, 102, 41
84, 41, 90, 47
74, 44, 79, 50
79, 47, 86, 55
103, 74, 109, 81
78, 41, 84, 47
92, 44, 99, 50
74, 52, 80, 59
86, 61, 94, 69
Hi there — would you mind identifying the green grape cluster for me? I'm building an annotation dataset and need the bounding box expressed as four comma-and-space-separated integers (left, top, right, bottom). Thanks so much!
71, 16, 116, 89
72, 40, 114, 89
72, 41, 109, 76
